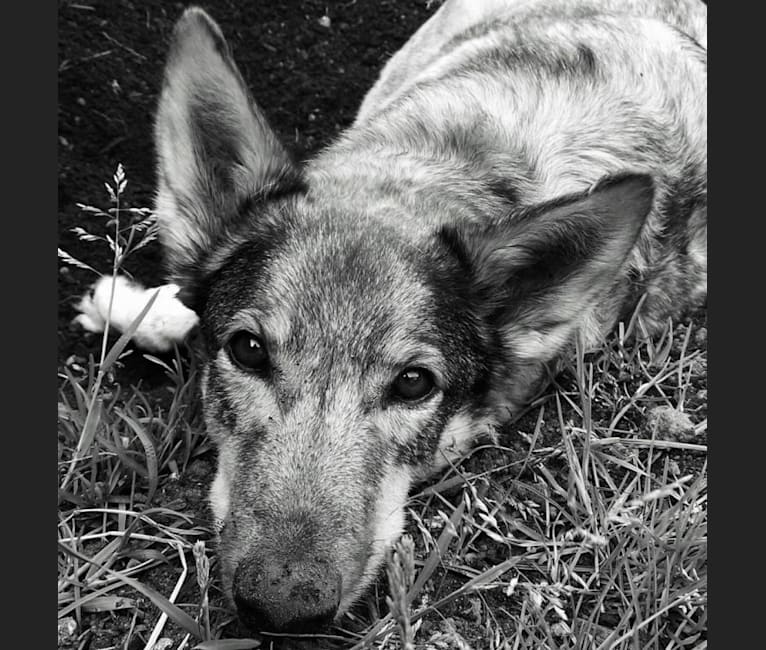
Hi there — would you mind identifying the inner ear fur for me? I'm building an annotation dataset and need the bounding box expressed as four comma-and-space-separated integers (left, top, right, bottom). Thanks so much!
154, 7, 302, 297
441, 173, 655, 361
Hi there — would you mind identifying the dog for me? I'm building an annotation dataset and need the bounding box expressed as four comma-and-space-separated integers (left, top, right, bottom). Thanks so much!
146, 0, 707, 635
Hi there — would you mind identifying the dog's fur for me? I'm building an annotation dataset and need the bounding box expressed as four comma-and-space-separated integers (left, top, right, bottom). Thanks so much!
153, 0, 706, 634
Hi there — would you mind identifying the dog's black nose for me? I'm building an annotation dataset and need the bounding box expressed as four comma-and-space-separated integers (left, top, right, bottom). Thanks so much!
232, 555, 342, 633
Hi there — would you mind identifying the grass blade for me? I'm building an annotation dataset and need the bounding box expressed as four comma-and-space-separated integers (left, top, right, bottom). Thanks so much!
58, 541, 203, 639
116, 409, 159, 504
100, 287, 160, 374
193, 641, 261, 650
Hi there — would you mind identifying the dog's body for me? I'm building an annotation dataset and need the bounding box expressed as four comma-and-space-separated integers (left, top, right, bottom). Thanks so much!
152, 0, 706, 634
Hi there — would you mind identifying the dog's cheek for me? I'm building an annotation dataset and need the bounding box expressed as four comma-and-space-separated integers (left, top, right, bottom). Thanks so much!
201, 362, 239, 442
339, 464, 413, 613
209, 443, 238, 531
371, 465, 411, 552
200, 365, 233, 446
209, 470, 228, 532
204, 353, 282, 440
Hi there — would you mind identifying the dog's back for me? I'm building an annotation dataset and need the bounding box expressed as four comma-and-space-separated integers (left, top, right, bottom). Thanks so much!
357, 0, 705, 121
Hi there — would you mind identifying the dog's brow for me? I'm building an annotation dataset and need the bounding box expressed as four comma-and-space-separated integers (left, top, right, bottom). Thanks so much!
386, 344, 446, 382
225, 312, 264, 336
224, 308, 293, 348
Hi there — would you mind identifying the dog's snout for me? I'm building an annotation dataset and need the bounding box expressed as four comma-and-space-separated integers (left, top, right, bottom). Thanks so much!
233, 554, 342, 633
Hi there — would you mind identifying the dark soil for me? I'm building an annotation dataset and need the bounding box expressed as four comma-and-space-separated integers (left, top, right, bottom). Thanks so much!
58, 0, 435, 371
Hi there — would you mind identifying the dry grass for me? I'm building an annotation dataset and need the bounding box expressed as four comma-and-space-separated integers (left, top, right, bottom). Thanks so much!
58, 168, 707, 650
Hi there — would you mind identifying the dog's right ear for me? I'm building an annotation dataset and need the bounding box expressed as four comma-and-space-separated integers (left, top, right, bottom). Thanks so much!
154, 7, 300, 295
441, 174, 654, 363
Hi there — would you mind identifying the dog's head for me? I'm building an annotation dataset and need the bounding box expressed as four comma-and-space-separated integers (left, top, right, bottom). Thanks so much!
154, 7, 653, 634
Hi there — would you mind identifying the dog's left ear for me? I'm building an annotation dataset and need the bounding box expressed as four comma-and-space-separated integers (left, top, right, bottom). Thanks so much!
442, 174, 654, 360
154, 7, 301, 291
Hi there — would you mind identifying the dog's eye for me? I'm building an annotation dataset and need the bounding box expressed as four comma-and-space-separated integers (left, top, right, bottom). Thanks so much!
227, 331, 269, 373
391, 367, 435, 402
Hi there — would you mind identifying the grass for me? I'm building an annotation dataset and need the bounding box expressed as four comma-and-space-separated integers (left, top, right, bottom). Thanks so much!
58, 168, 707, 650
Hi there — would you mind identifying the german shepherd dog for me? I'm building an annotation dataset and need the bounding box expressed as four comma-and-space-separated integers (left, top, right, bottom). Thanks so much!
152, 0, 707, 634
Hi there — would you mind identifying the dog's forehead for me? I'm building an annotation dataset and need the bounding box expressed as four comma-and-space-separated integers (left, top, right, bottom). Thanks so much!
275, 222, 433, 352
207, 216, 440, 361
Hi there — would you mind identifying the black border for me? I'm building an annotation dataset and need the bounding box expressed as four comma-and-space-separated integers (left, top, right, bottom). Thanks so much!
4, 1, 56, 648
707, 1, 761, 646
